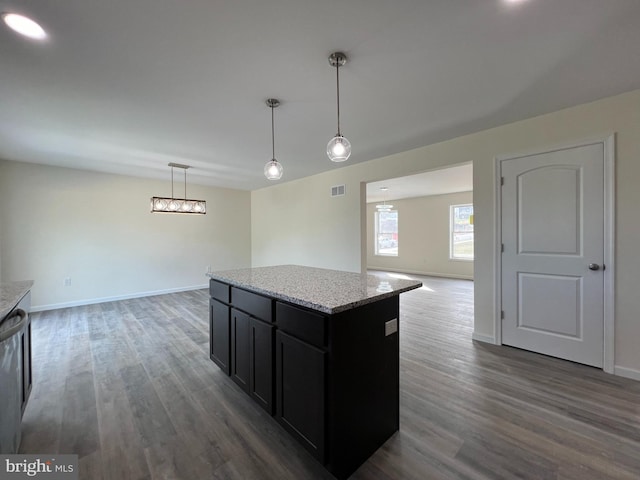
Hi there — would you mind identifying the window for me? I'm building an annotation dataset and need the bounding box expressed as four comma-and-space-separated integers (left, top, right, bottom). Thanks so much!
450, 204, 474, 260
375, 210, 398, 256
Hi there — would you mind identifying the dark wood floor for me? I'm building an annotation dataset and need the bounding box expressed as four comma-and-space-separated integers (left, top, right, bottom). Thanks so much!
20, 275, 640, 479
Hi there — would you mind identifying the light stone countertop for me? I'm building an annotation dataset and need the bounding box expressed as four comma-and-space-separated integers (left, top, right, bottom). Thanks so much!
207, 265, 421, 314
0, 280, 34, 321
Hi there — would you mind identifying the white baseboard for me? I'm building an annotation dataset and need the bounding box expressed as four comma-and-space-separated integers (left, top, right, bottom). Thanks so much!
472, 332, 497, 344
367, 266, 473, 281
31, 284, 208, 312
614, 365, 640, 382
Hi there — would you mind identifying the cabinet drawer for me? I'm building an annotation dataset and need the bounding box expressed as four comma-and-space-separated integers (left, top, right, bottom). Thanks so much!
276, 302, 326, 348
231, 287, 273, 322
210, 280, 230, 303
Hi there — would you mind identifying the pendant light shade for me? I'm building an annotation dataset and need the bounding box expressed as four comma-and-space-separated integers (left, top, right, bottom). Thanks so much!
376, 187, 393, 211
150, 163, 206, 214
327, 52, 351, 162
264, 98, 283, 180
264, 159, 283, 180
327, 135, 351, 163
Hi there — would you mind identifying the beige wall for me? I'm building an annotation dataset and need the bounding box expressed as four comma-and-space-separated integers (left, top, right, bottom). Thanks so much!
366, 191, 474, 279
0, 160, 251, 310
252, 89, 640, 379
251, 168, 366, 272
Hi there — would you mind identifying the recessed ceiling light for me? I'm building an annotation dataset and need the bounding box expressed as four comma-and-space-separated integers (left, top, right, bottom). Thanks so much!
2, 13, 47, 40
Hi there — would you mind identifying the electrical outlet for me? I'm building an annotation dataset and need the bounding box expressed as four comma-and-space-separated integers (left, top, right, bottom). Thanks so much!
63, 277, 72, 286
206, 265, 211, 274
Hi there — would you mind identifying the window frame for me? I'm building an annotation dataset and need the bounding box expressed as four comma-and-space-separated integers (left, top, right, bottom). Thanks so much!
449, 203, 474, 261
374, 209, 398, 257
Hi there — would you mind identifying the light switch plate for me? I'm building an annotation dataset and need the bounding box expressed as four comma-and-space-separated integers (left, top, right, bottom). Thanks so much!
385, 318, 398, 336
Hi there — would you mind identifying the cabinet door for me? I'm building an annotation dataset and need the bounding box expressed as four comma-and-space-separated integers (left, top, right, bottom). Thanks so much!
249, 318, 274, 414
275, 330, 326, 462
230, 308, 250, 393
209, 299, 230, 375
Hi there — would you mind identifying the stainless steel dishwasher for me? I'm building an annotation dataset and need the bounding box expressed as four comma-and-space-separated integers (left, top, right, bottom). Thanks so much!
0, 300, 28, 453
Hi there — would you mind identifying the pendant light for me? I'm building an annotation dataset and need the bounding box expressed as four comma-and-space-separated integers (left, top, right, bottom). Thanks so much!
264, 98, 283, 180
376, 187, 393, 212
327, 52, 351, 162
151, 163, 206, 214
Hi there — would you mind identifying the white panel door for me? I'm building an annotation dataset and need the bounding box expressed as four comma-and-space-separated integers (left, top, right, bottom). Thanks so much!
501, 143, 604, 367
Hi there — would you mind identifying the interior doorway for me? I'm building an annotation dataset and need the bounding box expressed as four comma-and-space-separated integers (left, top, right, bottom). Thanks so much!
363, 163, 473, 280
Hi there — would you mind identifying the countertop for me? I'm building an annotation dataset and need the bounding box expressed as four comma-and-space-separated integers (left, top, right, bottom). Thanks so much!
0, 280, 34, 321
207, 265, 421, 314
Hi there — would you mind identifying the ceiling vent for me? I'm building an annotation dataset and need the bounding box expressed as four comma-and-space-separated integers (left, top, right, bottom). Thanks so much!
331, 184, 346, 197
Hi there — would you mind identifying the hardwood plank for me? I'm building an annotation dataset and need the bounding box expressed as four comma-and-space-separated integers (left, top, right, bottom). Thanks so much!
119, 363, 177, 449
59, 370, 100, 458
96, 390, 151, 480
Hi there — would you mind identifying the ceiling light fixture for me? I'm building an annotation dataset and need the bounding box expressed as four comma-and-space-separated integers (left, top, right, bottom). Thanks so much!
2, 13, 47, 40
151, 163, 206, 214
327, 51, 351, 163
376, 187, 393, 212
264, 98, 283, 180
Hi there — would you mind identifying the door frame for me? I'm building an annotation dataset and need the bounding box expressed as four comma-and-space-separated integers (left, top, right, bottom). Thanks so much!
493, 134, 615, 373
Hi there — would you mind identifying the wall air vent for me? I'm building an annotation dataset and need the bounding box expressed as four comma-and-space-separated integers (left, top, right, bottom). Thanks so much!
331, 184, 346, 197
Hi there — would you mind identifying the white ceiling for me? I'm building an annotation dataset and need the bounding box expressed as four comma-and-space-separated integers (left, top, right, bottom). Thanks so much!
2, 0, 640, 191
366, 163, 472, 203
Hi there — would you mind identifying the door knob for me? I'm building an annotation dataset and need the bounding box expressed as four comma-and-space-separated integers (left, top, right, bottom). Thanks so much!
588, 263, 600, 271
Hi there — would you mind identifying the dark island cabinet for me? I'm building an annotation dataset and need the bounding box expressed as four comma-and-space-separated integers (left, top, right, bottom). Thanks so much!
230, 308, 250, 391
230, 307, 274, 415
249, 317, 274, 413
208, 277, 403, 480
228, 287, 275, 415
275, 329, 326, 462
209, 298, 230, 374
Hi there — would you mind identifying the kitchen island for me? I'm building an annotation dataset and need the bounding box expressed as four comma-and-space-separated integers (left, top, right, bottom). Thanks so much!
207, 265, 421, 479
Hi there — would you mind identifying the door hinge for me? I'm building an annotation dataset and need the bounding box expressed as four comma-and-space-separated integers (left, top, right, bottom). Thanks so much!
501, 177, 504, 186
501, 310, 505, 320
501, 243, 504, 253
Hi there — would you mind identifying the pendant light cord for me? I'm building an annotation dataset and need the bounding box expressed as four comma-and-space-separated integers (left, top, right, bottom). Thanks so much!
335, 61, 341, 136
271, 103, 276, 160
170, 164, 188, 199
